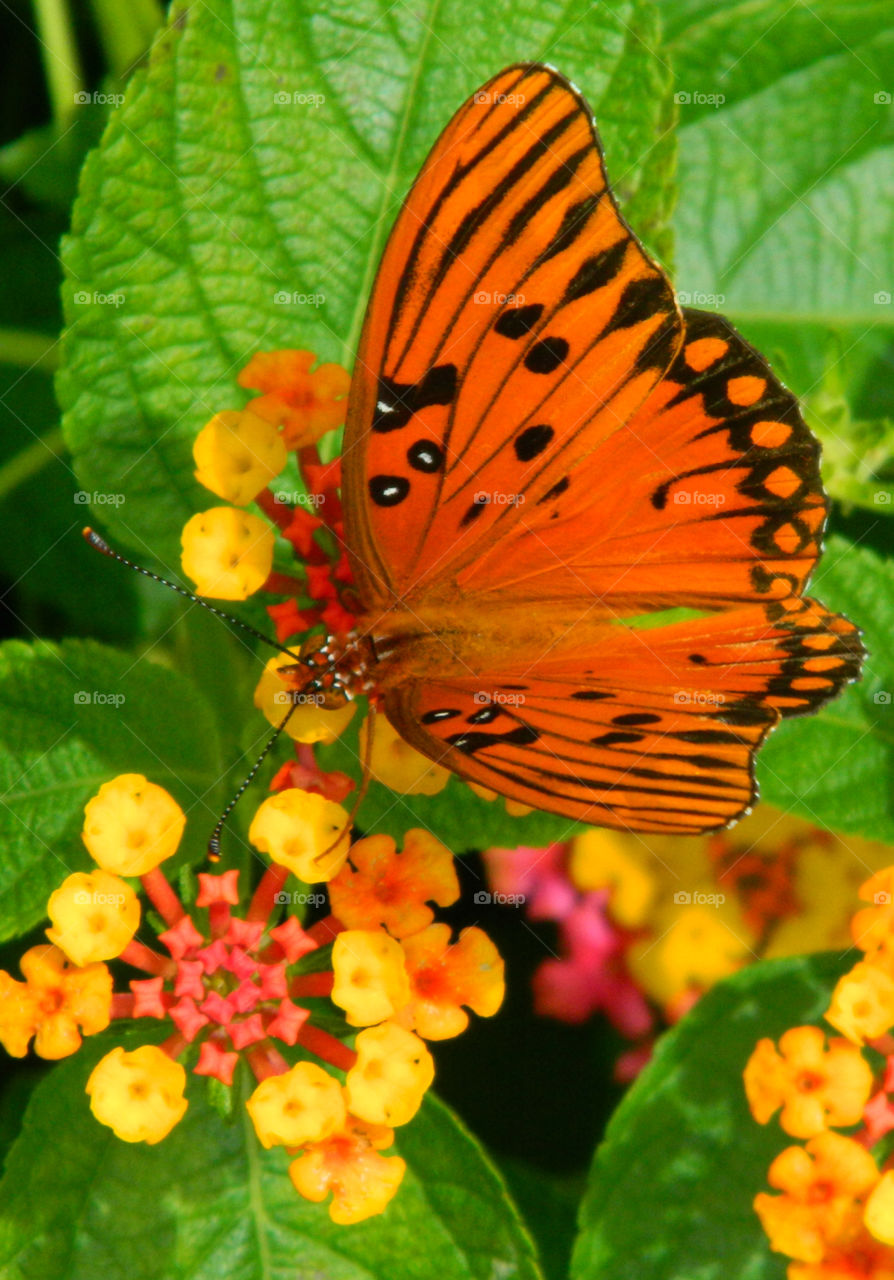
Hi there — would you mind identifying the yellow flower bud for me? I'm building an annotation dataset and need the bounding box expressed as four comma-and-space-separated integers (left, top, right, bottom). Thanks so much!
866, 1170, 894, 1244
86, 1045, 188, 1143
82, 774, 185, 876
331, 931, 411, 1027
360, 715, 449, 796
249, 788, 350, 882
181, 506, 274, 600
346, 1021, 434, 1126
254, 654, 356, 744
246, 1062, 346, 1149
46, 870, 140, 966
193, 408, 288, 505
826, 961, 894, 1044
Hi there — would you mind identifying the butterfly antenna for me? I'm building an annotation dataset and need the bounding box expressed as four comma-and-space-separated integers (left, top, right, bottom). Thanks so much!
313, 702, 376, 865
82, 527, 301, 660
207, 702, 298, 861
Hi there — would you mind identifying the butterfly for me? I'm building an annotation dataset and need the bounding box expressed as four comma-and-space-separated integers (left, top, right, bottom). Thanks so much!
324, 62, 863, 836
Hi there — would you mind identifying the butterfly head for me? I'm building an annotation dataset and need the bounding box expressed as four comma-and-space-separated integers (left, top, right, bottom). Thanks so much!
277, 631, 375, 711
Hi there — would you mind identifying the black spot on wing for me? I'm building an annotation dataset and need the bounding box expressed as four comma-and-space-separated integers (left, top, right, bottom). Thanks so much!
447, 724, 540, 756
369, 476, 409, 507
525, 337, 569, 374
563, 239, 627, 304
373, 364, 457, 434
495, 304, 543, 339
514, 424, 554, 461
407, 440, 444, 473
421, 708, 461, 724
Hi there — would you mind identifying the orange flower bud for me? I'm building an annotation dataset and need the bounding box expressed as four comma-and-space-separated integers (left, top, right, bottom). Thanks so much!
288, 1114, 406, 1223
16, 945, 112, 1059
238, 350, 350, 449
396, 924, 505, 1040
328, 829, 459, 939
744, 1026, 873, 1137
826, 961, 894, 1044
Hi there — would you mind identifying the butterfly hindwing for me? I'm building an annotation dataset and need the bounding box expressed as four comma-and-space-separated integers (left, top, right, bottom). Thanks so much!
383, 599, 863, 834
343, 63, 682, 603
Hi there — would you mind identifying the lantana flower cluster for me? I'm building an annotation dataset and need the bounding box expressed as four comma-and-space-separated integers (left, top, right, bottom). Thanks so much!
0, 772, 504, 1224
744, 866, 894, 1276
482, 810, 894, 1079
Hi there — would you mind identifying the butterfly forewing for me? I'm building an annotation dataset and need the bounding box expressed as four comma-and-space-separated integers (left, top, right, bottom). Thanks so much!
343, 63, 682, 603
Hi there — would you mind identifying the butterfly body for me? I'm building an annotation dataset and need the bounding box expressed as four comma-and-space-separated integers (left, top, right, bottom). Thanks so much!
329, 63, 863, 834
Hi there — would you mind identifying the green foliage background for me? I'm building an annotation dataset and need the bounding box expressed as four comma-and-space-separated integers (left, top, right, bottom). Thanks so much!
0, 0, 891, 1276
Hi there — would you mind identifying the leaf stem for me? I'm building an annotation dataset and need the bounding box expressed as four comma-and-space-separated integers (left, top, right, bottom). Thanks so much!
0, 426, 66, 503
0, 328, 60, 374
32, 0, 84, 125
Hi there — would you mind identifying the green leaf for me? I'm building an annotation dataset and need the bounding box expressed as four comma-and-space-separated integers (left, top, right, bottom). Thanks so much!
756, 535, 894, 841
58, 0, 675, 568
572, 952, 851, 1280
0, 1032, 544, 1280
0, 638, 224, 943
663, 0, 894, 328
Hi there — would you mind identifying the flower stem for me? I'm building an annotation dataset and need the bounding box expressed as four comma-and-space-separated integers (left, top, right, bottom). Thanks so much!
119, 939, 176, 977
297, 1023, 356, 1072
140, 868, 185, 927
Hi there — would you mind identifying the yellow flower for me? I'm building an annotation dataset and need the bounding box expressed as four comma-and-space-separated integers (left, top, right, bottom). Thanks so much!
248, 788, 350, 882
331, 931, 411, 1027
0, 971, 40, 1057
82, 774, 185, 876
345, 1021, 434, 1126
744, 1026, 873, 1138
246, 1062, 346, 1149
568, 829, 656, 928
254, 654, 356, 744
289, 1115, 406, 1224
14, 945, 112, 1059
46, 870, 140, 966
865, 1170, 894, 1245
181, 506, 274, 600
86, 1045, 188, 1144
192, 408, 288, 505
628, 900, 751, 1009
360, 715, 449, 796
825, 961, 894, 1044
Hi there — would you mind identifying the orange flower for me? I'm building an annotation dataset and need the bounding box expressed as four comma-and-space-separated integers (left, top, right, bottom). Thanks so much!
396, 924, 505, 1040
754, 1131, 880, 1263
744, 1026, 873, 1137
238, 350, 349, 448
826, 962, 894, 1044
289, 1114, 406, 1224
0, 945, 113, 1059
328, 830, 459, 939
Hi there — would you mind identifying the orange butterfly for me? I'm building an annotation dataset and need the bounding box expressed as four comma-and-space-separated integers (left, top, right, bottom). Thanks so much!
326, 63, 862, 835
